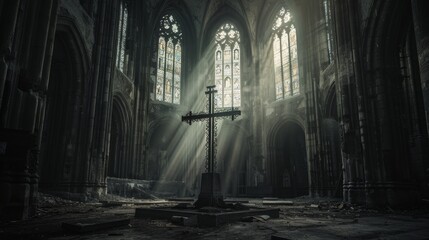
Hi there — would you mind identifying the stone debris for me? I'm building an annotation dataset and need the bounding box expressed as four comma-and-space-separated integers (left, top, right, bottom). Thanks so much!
241, 215, 270, 222
2, 196, 429, 239
231, 202, 251, 210
38, 192, 79, 207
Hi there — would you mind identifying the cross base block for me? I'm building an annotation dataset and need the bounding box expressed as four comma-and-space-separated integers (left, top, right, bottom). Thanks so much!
194, 173, 225, 208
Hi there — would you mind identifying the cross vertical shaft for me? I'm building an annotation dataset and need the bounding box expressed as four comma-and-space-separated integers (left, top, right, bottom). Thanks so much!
207, 86, 215, 173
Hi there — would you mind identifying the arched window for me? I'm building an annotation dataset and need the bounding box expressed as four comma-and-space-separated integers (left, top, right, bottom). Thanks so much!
214, 23, 241, 108
272, 7, 299, 100
156, 14, 182, 104
116, 0, 128, 73
323, 0, 334, 64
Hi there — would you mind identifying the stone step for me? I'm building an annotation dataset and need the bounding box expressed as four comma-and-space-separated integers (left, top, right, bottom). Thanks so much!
263, 200, 294, 205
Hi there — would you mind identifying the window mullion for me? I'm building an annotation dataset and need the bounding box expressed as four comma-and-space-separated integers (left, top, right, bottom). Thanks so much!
221, 45, 224, 108
230, 44, 234, 108
287, 31, 293, 96
117, 3, 124, 68
278, 32, 285, 99
163, 37, 168, 101
171, 42, 176, 103
120, 5, 127, 72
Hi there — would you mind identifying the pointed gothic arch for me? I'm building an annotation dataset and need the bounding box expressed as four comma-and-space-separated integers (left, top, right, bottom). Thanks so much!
256, 1, 303, 102
360, 0, 429, 206
148, 2, 197, 106
202, 5, 253, 62
39, 18, 90, 192
267, 119, 308, 197
108, 93, 133, 179
200, 5, 253, 114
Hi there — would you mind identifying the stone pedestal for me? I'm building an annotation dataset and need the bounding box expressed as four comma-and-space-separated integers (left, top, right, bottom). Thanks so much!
194, 173, 225, 208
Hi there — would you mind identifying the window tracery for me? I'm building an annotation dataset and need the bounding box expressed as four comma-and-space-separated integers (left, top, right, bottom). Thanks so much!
272, 8, 299, 100
156, 14, 182, 104
214, 23, 241, 108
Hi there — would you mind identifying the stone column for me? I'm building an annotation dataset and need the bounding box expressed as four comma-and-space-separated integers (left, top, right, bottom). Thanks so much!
412, 0, 429, 132
411, 0, 429, 197
87, 0, 117, 196
332, 0, 365, 204
30, 0, 59, 217
0, 0, 58, 221
0, 0, 20, 108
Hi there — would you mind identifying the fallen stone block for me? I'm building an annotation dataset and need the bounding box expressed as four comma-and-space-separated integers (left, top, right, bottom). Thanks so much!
241, 214, 270, 222
62, 218, 130, 233
231, 203, 250, 210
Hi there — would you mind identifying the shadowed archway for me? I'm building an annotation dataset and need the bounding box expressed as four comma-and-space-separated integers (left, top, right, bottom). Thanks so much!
108, 94, 132, 178
39, 23, 88, 192
272, 121, 308, 197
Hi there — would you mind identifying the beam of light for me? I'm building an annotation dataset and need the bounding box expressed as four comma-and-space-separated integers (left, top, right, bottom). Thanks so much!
150, 47, 214, 195
150, 40, 248, 197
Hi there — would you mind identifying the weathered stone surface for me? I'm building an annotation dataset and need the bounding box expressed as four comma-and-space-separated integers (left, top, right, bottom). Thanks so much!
135, 206, 280, 227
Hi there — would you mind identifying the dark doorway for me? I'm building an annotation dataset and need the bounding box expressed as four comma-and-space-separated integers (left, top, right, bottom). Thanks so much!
273, 122, 308, 197
108, 100, 126, 178
39, 32, 82, 190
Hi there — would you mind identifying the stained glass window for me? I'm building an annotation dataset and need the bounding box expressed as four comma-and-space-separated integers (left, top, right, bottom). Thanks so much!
116, 1, 128, 73
323, 0, 334, 63
156, 14, 182, 104
272, 7, 299, 100
215, 23, 241, 108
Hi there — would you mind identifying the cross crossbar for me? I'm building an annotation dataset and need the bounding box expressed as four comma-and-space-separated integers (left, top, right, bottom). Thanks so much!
182, 110, 241, 124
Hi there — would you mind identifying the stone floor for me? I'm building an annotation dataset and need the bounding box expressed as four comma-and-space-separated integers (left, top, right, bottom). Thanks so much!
1, 194, 429, 240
